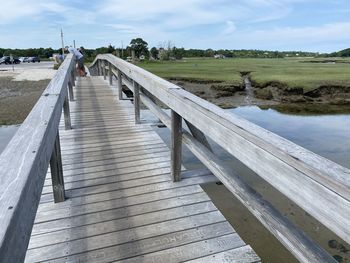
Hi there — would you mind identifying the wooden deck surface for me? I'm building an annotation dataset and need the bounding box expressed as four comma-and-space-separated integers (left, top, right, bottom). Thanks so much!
25, 76, 260, 262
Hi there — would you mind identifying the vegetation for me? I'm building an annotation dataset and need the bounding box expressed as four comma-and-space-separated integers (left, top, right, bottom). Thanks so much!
139, 57, 350, 92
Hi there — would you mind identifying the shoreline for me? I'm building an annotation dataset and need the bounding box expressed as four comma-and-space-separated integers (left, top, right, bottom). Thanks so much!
170, 78, 350, 114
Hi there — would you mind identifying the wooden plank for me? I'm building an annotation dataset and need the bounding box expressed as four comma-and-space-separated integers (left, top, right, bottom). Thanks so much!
181, 245, 260, 263
38, 172, 214, 213
43, 162, 172, 187
28, 202, 217, 249
33, 186, 205, 233
0, 54, 75, 263
26, 217, 233, 262
114, 234, 245, 263
92, 54, 350, 244
60, 131, 160, 148
37, 225, 236, 263
171, 110, 182, 182
39, 174, 215, 204
60, 147, 169, 169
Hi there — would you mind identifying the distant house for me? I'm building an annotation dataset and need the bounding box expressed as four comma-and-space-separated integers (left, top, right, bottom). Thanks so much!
214, 54, 225, 59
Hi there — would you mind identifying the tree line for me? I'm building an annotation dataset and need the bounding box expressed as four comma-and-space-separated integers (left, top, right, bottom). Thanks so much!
1, 38, 347, 61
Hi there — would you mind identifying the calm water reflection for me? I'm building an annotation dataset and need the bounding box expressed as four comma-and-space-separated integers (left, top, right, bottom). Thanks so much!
231, 106, 350, 168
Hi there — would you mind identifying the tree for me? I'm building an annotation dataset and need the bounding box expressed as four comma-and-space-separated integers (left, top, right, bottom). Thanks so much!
130, 38, 149, 58
150, 47, 159, 59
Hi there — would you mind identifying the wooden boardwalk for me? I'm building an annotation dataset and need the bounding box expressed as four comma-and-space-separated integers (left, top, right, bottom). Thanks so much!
25, 76, 260, 262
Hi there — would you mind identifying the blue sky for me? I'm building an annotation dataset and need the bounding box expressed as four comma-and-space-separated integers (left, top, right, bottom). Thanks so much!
0, 0, 349, 52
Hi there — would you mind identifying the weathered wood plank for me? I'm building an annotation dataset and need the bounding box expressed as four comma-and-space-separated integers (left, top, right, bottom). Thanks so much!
185, 245, 261, 263
27, 221, 235, 263
39, 174, 216, 204
33, 186, 205, 234
114, 234, 245, 263
28, 202, 217, 249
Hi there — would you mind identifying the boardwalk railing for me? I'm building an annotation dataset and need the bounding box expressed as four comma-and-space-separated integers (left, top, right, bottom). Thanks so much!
0, 54, 76, 262
90, 54, 350, 263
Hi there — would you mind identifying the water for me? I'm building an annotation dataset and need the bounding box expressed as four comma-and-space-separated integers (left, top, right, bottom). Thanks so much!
244, 78, 254, 105
231, 106, 350, 168
142, 106, 350, 262
0, 125, 20, 155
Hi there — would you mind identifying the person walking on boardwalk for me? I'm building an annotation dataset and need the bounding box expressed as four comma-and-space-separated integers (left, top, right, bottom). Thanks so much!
65, 46, 87, 77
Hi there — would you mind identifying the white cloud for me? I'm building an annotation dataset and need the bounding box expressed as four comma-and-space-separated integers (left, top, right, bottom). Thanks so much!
223, 20, 236, 35
0, 0, 66, 24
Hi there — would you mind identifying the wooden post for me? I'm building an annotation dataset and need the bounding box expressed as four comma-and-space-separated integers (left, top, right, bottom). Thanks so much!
108, 62, 113, 85
171, 110, 182, 182
68, 80, 74, 101
50, 130, 65, 203
97, 60, 101, 76
70, 70, 75, 87
63, 92, 71, 130
103, 61, 106, 80
133, 81, 141, 124
117, 69, 122, 100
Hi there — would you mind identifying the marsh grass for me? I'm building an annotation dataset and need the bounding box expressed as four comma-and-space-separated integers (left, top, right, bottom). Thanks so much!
140, 57, 350, 92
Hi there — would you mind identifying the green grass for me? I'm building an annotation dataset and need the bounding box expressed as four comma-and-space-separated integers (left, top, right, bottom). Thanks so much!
139, 57, 350, 92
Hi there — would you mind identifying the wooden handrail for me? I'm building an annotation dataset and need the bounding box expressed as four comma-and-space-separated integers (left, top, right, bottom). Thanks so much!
91, 54, 350, 262
0, 54, 76, 262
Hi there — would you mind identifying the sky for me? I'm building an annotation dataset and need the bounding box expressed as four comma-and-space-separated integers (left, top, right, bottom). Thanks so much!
0, 0, 349, 52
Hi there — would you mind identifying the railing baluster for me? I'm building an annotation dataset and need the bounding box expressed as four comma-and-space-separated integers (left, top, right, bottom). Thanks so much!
63, 90, 71, 130
103, 61, 107, 80
133, 81, 141, 124
68, 79, 74, 101
50, 130, 65, 203
70, 70, 75, 87
97, 60, 101, 76
117, 69, 122, 100
171, 110, 182, 182
108, 62, 113, 85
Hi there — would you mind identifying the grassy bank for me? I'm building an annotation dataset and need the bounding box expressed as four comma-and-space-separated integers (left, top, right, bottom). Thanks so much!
140, 57, 350, 92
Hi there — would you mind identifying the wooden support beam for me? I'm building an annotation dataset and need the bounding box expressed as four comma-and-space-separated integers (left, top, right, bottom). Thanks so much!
68, 80, 74, 101
185, 120, 212, 152
70, 70, 75, 87
102, 61, 106, 80
171, 110, 182, 182
108, 62, 113, 85
63, 92, 71, 130
49, 131, 65, 203
117, 69, 122, 100
133, 81, 141, 124
97, 60, 101, 76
